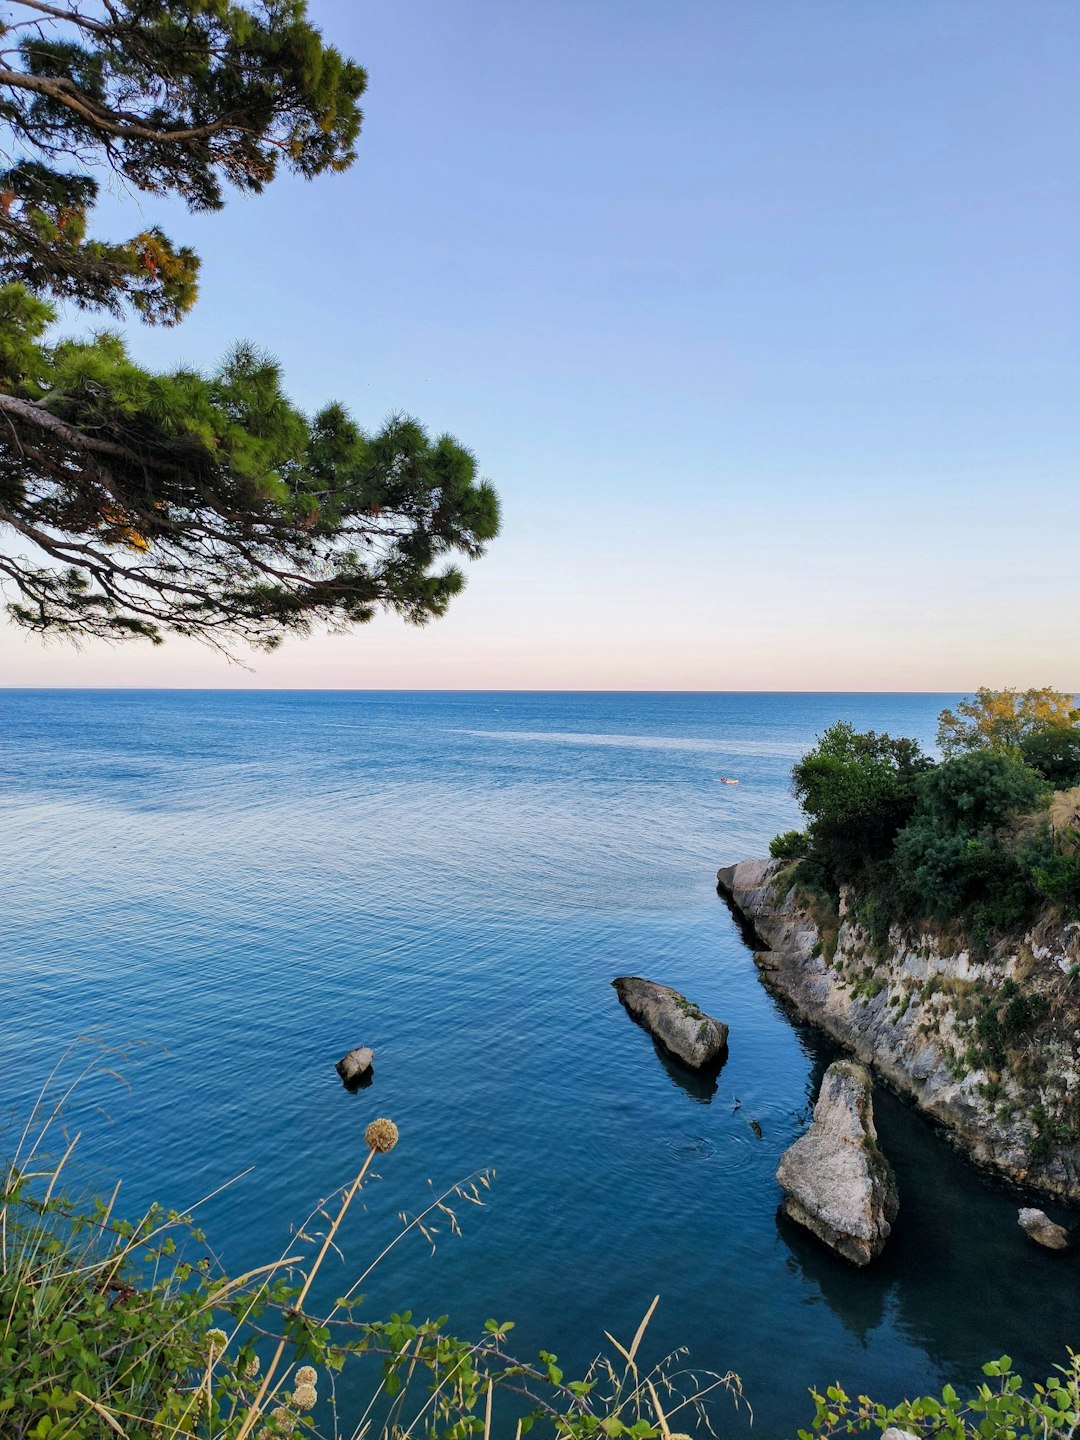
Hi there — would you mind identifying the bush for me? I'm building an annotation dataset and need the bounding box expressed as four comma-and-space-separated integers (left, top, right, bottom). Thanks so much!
769, 829, 809, 861
798, 1352, 1080, 1439
1020, 727, 1080, 788
773, 711, 1071, 939
889, 753, 1050, 932
1033, 848, 1080, 912
790, 723, 932, 889
910, 751, 1048, 835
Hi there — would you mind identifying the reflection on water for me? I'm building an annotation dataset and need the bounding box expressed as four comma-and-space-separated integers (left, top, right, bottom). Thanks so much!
650, 1037, 723, 1104
2, 689, 1079, 1438
778, 1211, 888, 1347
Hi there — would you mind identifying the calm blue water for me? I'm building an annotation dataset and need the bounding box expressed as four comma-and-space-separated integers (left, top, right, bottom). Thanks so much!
3, 691, 1078, 1438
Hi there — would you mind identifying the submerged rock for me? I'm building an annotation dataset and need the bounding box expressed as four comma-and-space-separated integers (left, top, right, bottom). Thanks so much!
336, 1046, 374, 1088
612, 976, 728, 1070
776, 1060, 898, 1266
1018, 1207, 1069, 1250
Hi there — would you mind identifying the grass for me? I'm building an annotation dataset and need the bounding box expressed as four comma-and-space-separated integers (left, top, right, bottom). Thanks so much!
1, 1047, 745, 1440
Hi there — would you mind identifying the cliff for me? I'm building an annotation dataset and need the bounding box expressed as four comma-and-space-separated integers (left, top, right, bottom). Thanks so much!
717, 858, 1080, 1201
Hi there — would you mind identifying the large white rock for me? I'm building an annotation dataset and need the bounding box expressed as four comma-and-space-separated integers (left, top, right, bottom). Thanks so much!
1018, 1207, 1069, 1250
612, 976, 728, 1069
776, 1060, 899, 1266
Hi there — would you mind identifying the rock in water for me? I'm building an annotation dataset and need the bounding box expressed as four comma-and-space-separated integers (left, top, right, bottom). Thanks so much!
776, 1060, 898, 1266
336, 1046, 374, 1087
612, 977, 729, 1069
1018, 1207, 1069, 1250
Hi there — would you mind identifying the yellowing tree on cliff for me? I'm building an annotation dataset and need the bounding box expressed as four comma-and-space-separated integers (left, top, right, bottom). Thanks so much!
937, 688, 1079, 758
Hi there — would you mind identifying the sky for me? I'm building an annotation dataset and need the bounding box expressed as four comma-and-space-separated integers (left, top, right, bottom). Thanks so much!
2, 0, 1078, 690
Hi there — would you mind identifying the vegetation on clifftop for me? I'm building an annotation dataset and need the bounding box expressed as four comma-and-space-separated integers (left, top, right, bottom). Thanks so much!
771, 688, 1080, 944
768, 688, 1080, 1165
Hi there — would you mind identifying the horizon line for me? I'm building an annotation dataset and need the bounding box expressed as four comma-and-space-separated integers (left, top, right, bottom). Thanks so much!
1, 686, 1049, 697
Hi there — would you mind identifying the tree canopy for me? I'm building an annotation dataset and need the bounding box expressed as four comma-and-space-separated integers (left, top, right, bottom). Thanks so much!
776, 709, 1076, 940
789, 721, 932, 886
937, 688, 1079, 758
0, 0, 499, 648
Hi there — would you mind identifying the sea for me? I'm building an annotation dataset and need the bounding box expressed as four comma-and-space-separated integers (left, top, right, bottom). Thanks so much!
2, 690, 1078, 1438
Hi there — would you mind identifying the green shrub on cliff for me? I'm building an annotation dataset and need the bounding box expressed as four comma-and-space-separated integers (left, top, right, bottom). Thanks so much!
773, 699, 1080, 939
1020, 726, 1080, 788
891, 752, 1050, 931
788, 722, 931, 890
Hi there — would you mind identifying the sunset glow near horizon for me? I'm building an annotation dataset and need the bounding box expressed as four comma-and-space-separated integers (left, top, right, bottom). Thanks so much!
1, 0, 1077, 692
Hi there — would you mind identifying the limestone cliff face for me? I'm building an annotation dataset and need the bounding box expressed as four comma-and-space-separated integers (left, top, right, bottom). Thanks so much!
717, 858, 1080, 1201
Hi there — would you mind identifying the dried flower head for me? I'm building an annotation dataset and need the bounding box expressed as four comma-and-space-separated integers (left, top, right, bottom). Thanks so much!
294, 1365, 317, 1387
293, 1382, 317, 1412
244, 1354, 260, 1379
269, 1407, 297, 1435
365, 1117, 399, 1152
206, 1327, 228, 1351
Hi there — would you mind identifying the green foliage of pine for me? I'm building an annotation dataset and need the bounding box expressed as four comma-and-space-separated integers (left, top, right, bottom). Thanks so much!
0, 0, 500, 648
0, 290, 499, 647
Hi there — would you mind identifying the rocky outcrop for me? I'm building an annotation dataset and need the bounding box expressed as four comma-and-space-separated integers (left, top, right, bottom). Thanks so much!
336, 1046, 374, 1087
612, 976, 728, 1069
718, 858, 1080, 1200
1018, 1207, 1070, 1250
776, 1060, 898, 1266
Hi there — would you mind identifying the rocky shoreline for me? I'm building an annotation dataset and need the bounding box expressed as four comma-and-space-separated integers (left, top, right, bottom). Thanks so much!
717, 858, 1080, 1203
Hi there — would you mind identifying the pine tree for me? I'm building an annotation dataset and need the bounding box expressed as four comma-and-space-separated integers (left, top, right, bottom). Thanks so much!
0, 0, 499, 648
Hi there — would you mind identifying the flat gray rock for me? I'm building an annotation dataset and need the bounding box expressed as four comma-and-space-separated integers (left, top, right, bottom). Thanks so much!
776, 1060, 898, 1266
612, 976, 728, 1070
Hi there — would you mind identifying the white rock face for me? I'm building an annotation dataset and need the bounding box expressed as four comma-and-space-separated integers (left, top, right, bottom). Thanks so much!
776, 1060, 899, 1266
612, 976, 728, 1069
717, 857, 1080, 1201
1018, 1207, 1070, 1250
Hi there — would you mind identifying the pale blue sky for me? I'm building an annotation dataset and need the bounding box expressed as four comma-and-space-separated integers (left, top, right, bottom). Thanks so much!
3, 1, 1078, 688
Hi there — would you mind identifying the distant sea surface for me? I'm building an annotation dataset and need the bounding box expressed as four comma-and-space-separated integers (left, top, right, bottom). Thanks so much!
3, 691, 1078, 1437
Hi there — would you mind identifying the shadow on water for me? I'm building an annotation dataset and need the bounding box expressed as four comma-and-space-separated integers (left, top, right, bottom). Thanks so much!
715, 881, 769, 954
767, 994, 1080, 1381
777, 1208, 887, 1346
651, 1036, 724, 1104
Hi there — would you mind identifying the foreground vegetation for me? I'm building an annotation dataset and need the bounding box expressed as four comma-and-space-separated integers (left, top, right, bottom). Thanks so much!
4, 1053, 1079, 1440
2, 1057, 744, 1440
770, 687, 1080, 947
